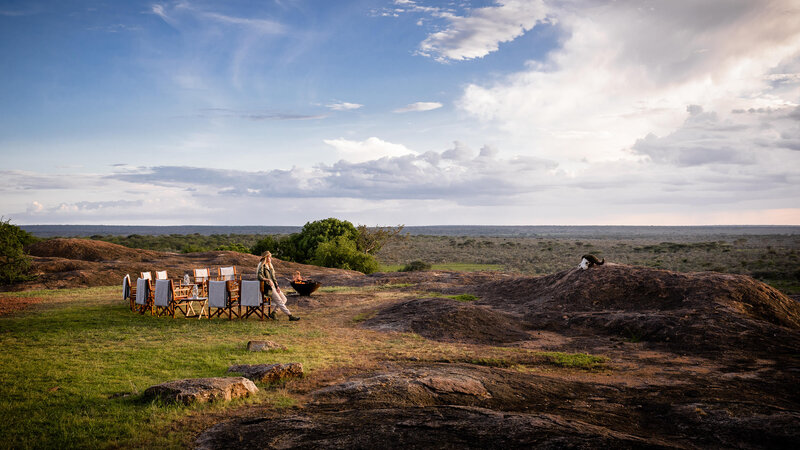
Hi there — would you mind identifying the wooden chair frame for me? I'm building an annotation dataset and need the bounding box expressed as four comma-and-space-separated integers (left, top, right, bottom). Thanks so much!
134, 277, 154, 315
154, 279, 194, 318
123, 274, 137, 312
193, 268, 211, 297
208, 280, 240, 320
240, 280, 267, 320
217, 266, 240, 282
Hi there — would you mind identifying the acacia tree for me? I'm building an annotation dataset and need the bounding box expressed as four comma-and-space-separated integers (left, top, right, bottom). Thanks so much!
355, 224, 405, 255
0, 218, 36, 285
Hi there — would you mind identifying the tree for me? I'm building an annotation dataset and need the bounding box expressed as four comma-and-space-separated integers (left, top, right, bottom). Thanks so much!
292, 218, 359, 262
0, 218, 36, 285
310, 235, 380, 274
355, 224, 405, 254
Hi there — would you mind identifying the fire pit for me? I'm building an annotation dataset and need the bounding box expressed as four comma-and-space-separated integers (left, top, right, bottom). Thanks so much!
290, 280, 322, 296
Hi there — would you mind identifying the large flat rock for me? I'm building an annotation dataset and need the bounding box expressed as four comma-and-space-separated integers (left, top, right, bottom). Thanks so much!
142, 377, 258, 405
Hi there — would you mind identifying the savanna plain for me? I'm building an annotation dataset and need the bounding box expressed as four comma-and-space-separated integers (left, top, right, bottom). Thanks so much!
1, 229, 799, 448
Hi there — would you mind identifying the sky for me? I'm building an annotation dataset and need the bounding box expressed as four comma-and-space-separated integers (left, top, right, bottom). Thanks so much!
1, 0, 799, 226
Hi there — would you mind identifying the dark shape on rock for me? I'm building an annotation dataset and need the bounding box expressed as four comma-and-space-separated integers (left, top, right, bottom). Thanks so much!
247, 340, 287, 352
228, 363, 304, 384
474, 264, 800, 355
142, 377, 258, 405
361, 297, 530, 345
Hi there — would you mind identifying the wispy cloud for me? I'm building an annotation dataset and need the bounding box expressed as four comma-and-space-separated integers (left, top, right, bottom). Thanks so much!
150, 2, 285, 34
326, 101, 364, 111
199, 108, 326, 121
393, 101, 443, 113
202, 11, 285, 34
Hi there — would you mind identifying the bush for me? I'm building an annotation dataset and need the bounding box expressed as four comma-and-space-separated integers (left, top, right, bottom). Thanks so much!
215, 242, 250, 253
0, 218, 35, 285
400, 260, 431, 272
293, 218, 358, 262
311, 236, 379, 274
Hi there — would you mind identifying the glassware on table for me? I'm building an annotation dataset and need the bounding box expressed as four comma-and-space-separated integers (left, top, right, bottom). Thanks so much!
192, 284, 198, 298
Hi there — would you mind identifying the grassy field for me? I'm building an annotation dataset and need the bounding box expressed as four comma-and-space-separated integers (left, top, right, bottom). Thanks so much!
0, 285, 603, 449
375, 234, 800, 294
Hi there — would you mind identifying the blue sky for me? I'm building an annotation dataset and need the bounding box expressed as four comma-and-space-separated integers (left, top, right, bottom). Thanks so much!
2, 0, 799, 226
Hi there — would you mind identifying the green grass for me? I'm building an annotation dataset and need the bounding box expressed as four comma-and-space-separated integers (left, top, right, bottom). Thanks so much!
543, 352, 607, 369
0, 287, 332, 448
443, 294, 479, 302
0, 285, 611, 448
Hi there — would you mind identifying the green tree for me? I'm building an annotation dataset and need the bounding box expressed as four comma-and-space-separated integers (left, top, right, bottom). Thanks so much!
310, 235, 380, 274
293, 218, 359, 262
0, 218, 36, 285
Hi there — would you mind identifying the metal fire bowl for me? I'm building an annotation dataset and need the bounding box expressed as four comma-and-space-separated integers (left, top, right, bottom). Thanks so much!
290, 280, 322, 296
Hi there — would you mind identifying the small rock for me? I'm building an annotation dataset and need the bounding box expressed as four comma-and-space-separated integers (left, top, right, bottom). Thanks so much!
247, 340, 287, 352
228, 363, 304, 384
143, 377, 258, 405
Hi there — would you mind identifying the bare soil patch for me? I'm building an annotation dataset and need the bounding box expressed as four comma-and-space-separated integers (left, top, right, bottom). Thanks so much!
0, 295, 44, 316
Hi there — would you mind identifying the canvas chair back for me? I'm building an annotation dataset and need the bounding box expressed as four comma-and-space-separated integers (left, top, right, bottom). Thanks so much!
194, 268, 210, 283
219, 266, 236, 281
123, 274, 131, 300
208, 280, 229, 308
240, 280, 261, 307
135, 278, 149, 305
154, 279, 173, 307
155, 270, 168, 280
140, 271, 152, 280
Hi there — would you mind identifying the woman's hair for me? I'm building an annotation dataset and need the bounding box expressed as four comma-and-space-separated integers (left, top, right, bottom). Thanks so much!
261, 251, 272, 260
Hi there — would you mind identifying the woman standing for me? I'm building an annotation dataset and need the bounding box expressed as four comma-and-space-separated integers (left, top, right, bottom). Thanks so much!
257, 251, 300, 321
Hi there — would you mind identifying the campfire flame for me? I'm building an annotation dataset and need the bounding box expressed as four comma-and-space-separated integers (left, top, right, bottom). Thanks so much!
293, 271, 304, 283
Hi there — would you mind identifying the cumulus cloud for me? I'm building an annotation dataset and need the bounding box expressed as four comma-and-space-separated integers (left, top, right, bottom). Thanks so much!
458, 0, 800, 165
109, 141, 557, 202
393, 101, 443, 113
326, 101, 364, 111
418, 0, 549, 62
632, 104, 800, 166
323, 137, 415, 163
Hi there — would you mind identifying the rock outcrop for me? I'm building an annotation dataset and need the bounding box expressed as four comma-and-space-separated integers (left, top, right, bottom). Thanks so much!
246, 340, 287, 352
142, 377, 258, 405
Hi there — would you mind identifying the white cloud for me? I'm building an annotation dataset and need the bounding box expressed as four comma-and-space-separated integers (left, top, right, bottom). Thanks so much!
326, 101, 364, 111
458, 0, 800, 167
393, 101, 443, 113
632, 105, 800, 166
418, 0, 549, 62
323, 137, 415, 163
